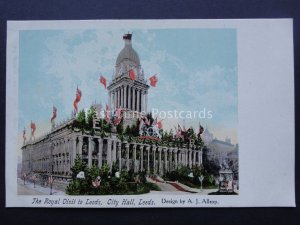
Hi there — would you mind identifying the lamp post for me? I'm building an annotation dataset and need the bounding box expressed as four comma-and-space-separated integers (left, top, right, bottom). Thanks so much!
23, 173, 26, 185
218, 175, 224, 192
214, 177, 220, 189
32, 174, 37, 188
48, 175, 54, 195
198, 175, 204, 191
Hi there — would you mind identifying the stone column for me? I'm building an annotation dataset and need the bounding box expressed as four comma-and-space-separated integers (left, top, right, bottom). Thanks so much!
144, 91, 148, 113
128, 86, 131, 110
125, 143, 130, 170
199, 148, 203, 165
140, 145, 144, 171
133, 144, 137, 172
98, 138, 103, 168
120, 86, 123, 108
168, 149, 172, 172
112, 140, 117, 163
117, 88, 119, 107
78, 136, 83, 157
132, 88, 136, 111
189, 150, 192, 168
152, 145, 156, 174
107, 139, 112, 170
164, 148, 168, 173
176, 149, 181, 165
174, 149, 178, 169
140, 91, 144, 112
118, 142, 122, 171
59, 141, 62, 173
125, 85, 128, 108
88, 137, 93, 168
193, 151, 196, 166
67, 140, 71, 173
158, 147, 162, 175
108, 91, 111, 109
71, 136, 77, 166
136, 89, 140, 112
146, 146, 150, 174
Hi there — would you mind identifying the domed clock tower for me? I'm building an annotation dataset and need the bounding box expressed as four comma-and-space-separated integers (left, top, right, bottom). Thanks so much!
107, 33, 150, 127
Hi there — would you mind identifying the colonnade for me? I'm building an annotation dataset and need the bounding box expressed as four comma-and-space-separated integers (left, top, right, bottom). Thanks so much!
109, 85, 147, 112
22, 134, 203, 176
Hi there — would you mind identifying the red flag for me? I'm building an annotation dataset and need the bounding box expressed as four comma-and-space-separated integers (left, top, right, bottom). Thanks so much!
115, 107, 122, 119
149, 74, 158, 87
157, 121, 163, 129
114, 117, 122, 126
105, 104, 110, 124
99, 75, 107, 89
31, 121, 36, 136
51, 106, 57, 123
73, 87, 82, 113
129, 69, 136, 81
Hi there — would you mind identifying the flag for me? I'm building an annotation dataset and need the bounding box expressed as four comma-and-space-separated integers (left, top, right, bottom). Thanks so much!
129, 69, 136, 81
92, 176, 101, 188
50, 106, 57, 123
115, 107, 122, 119
199, 124, 204, 135
31, 121, 36, 136
105, 104, 110, 124
145, 117, 150, 126
157, 120, 163, 129
99, 75, 107, 89
149, 74, 158, 87
73, 87, 82, 113
138, 116, 144, 129
153, 117, 163, 129
114, 117, 122, 126
23, 128, 26, 142
152, 117, 158, 126
176, 124, 182, 138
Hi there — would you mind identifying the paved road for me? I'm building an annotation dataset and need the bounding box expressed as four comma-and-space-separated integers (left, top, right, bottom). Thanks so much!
17, 178, 65, 195
155, 181, 180, 192
18, 183, 45, 195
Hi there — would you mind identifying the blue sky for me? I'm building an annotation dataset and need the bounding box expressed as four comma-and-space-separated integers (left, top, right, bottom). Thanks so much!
19, 28, 238, 143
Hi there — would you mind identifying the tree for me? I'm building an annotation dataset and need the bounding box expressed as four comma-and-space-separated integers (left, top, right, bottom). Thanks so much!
87, 106, 96, 128
70, 155, 87, 179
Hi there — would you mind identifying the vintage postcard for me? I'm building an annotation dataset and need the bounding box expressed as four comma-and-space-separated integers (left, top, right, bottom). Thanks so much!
6, 19, 295, 207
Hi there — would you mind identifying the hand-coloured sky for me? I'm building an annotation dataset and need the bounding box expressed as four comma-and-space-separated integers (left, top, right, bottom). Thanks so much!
19, 28, 238, 143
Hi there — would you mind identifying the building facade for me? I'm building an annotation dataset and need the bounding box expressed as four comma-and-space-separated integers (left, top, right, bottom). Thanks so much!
21, 34, 203, 178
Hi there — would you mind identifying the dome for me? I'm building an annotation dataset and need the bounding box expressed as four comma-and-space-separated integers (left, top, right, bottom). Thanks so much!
116, 34, 140, 66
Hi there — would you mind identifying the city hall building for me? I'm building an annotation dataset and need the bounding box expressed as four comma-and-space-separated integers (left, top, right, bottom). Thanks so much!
21, 34, 203, 179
